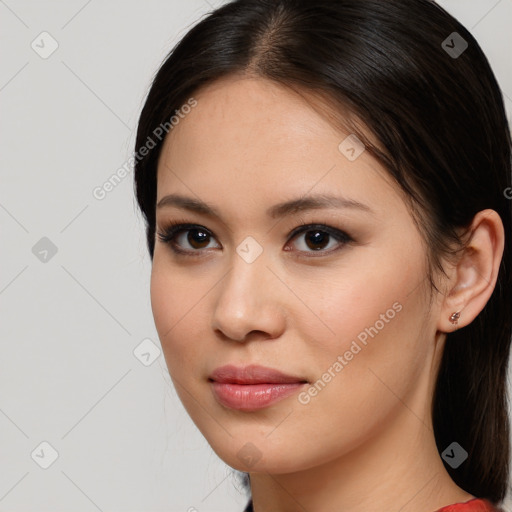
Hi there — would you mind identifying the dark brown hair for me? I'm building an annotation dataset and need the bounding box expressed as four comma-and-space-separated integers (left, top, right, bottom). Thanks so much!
133, 0, 512, 504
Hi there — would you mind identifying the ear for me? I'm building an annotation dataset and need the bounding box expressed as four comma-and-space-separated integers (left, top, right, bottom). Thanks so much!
437, 209, 505, 333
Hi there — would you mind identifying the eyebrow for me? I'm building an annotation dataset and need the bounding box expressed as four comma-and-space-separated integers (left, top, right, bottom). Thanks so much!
156, 193, 373, 219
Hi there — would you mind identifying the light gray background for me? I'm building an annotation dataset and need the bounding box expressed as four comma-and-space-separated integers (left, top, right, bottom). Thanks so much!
1, 1, 511, 511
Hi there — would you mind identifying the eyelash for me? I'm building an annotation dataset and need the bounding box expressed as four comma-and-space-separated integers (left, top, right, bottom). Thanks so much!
156, 217, 353, 258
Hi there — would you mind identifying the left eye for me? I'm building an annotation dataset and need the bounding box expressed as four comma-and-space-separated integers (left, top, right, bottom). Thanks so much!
156, 222, 352, 257
288, 224, 350, 253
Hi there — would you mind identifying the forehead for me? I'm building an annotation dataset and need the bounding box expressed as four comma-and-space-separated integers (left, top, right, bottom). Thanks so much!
160, 75, 342, 162
155, 75, 400, 216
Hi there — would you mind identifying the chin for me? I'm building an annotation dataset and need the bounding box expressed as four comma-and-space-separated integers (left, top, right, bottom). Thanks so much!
203, 433, 316, 474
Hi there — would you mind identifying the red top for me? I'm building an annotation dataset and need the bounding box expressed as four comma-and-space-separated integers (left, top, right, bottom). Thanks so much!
244, 497, 503, 511
435, 498, 503, 511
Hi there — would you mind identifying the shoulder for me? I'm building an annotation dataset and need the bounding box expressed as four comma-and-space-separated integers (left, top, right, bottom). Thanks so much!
243, 497, 503, 512
435, 498, 505, 512
243, 498, 503, 512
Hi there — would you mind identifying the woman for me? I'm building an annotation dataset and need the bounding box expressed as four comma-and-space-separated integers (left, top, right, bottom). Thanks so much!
133, 0, 511, 510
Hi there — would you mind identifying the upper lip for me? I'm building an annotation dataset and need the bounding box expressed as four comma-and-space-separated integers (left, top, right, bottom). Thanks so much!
209, 364, 308, 384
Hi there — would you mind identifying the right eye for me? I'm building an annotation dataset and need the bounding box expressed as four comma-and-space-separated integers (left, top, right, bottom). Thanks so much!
156, 222, 220, 255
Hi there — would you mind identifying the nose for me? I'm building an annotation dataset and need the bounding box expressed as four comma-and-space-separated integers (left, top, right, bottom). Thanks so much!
210, 248, 286, 343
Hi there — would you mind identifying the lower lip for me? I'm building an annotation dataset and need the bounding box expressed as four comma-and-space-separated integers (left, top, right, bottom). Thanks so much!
210, 382, 307, 411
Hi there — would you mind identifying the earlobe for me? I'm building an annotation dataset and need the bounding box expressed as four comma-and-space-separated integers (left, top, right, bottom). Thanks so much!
448, 311, 461, 325
437, 209, 504, 333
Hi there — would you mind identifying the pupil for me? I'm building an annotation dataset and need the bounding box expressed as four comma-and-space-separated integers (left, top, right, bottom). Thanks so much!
189, 230, 209, 248
307, 230, 328, 250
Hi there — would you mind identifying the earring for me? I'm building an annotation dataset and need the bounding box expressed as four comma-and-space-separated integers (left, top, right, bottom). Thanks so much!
449, 311, 460, 325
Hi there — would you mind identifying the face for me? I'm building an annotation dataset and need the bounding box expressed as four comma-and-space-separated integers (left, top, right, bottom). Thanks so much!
150, 75, 438, 475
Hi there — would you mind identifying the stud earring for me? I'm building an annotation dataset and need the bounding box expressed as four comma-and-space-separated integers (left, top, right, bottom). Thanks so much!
449, 311, 460, 325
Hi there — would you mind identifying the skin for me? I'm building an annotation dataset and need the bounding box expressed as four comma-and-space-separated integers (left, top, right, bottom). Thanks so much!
150, 75, 504, 512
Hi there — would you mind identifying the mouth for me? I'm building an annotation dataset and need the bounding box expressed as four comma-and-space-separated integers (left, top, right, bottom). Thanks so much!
208, 364, 309, 411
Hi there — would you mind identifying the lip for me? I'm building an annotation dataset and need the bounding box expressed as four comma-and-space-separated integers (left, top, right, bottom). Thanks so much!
209, 364, 308, 384
209, 364, 308, 411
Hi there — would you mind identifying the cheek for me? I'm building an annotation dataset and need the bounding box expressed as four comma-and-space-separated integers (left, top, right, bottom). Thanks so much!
297, 252, 419, 360
296, 248, 428, 406
284, 287, 428, 469
149, 264, 207, 375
